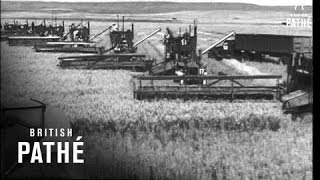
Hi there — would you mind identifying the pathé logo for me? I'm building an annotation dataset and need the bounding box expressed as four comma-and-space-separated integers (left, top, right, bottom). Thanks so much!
294, 4, 304, 11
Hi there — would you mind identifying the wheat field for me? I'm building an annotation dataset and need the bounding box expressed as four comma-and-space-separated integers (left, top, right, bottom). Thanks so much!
1, 38, 312, 179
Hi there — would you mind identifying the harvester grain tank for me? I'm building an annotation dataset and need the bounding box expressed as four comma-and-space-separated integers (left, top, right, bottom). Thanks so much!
57, 16, 160, 71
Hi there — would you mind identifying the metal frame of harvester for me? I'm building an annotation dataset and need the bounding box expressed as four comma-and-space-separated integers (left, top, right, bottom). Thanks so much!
3, 19, 64, 46
57, 16, 160, 71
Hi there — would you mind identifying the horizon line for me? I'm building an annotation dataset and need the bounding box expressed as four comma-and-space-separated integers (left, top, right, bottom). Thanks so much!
0, 0, 313, 7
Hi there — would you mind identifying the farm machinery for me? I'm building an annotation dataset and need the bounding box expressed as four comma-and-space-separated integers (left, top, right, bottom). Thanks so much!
281, 51, 312, 120
150, 20, 204, 77
203, 32, 312, 65
1, 20, 29, 41
201, 32, 313, 118
57, 16, 159, 71
132, 22, 283, 100
4, 19, 64, 46
34, 20, 106, 53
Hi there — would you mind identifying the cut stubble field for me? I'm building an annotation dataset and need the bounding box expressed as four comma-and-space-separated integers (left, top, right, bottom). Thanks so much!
1, 11, 312, 179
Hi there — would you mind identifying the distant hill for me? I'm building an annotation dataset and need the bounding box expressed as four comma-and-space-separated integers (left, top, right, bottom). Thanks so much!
0, 1, 312, 14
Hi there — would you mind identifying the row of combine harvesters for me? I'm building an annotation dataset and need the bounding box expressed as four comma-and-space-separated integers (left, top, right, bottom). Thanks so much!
1, 16, 312, 120
0, 15, 313, 178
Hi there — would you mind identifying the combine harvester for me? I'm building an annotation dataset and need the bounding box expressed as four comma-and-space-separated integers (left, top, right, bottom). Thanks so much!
1, 20, 30, 41
150, 20, 204, 76
281, 50, 312, 120
132, 22, 283, 101
34, 20, 107, 53
202, 31, 312, 118
57, 16, 160, 71
6, 19, 64, 46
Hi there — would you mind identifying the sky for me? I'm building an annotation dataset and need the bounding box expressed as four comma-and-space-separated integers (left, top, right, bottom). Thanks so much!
2, 0, 313, 6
